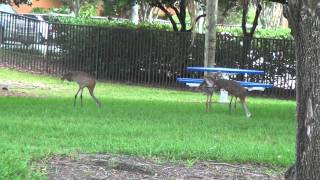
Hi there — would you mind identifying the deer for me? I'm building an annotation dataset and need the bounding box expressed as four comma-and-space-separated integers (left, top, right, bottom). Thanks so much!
200, 72, 251, 118
61, 71, 101, 108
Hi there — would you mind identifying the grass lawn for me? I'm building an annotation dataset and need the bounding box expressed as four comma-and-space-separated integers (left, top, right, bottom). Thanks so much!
0, 68, 296, 179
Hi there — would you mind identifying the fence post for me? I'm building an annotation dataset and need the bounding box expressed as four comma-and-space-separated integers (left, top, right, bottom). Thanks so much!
0, 26, 4, 44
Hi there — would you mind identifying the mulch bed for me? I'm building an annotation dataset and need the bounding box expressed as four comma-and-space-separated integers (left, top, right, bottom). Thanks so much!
0, 80, 64, 97
45, 153, 284, 180
0, 87, 35, 97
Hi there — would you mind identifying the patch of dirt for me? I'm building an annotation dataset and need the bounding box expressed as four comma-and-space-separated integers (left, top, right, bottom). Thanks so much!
46, 154, 284, 180
0, 80, 49, 90
0, 88, 36, 97
0, 81, 40, 97
0, 80, 62, 97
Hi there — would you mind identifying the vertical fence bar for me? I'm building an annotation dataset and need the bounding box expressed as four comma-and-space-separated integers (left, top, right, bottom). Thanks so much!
137, 30, 143, 84
109, 29, 115, 81
105, 28, 110, 80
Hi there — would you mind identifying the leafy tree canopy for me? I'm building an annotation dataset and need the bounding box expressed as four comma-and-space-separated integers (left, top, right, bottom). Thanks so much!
0, 0, 33, 6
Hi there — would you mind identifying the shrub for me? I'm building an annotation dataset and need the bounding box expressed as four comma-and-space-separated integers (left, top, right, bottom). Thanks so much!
217, 27, 293, 40
48, 5, 71, 14
48, 16, 172, 31
31, 7, 48, 13
48, 15, 293, 39
79, 4, 97, 18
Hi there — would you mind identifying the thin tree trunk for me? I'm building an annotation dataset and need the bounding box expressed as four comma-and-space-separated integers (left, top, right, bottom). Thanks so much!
130, 0, 140, 24
204, 0, 218, 68
197, 3, 205, 34
285, 1, 320, 179
239, 0, 261, 81
70, 0, 81, 16
75, 0, 81, 16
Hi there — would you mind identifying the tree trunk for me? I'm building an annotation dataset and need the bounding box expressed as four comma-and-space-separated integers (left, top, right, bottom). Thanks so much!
70, 0, 81, 16
197, 3, 205, 34
260, 2, 283, 28
285, 1, 320, 179
130, 0, 140, 25
204, 0, 218, 68
239, 0, 261, 80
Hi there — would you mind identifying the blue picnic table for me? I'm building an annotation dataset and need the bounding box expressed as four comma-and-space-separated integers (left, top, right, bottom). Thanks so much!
177, 66, 273, 103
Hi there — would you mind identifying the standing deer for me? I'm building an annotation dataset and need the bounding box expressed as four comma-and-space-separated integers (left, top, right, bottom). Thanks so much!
200, 72, 251, 118
61, 71, 101, 108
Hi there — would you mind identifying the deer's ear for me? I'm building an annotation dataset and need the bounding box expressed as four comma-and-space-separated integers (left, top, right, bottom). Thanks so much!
204, 77, 214, 87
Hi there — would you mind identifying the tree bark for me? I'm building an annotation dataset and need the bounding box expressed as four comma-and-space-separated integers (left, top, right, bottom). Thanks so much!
239, 0, 261, 81
70, 0, 82, 16
204, 0, 218, 68
285, 0, 320, 179
130, 0, 140, 25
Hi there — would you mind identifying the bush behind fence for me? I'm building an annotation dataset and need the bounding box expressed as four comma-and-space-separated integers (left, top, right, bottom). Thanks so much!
0, 12, 296, 99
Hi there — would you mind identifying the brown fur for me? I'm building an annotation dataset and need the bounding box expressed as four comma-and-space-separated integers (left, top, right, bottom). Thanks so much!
200, 72, 251, 118
61, 71, 101, 107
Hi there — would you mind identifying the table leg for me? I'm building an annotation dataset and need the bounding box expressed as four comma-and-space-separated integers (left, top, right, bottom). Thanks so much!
219, 73, 229, 103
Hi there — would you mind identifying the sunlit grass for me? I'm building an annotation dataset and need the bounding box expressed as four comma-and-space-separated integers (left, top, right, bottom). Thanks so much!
0, 68, 296, 179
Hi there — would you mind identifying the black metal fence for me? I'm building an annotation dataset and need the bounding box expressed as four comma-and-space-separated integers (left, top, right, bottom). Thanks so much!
0, 12, 296, 99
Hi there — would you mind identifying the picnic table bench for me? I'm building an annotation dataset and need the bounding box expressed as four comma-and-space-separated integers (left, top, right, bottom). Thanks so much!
176, 78, 273, 91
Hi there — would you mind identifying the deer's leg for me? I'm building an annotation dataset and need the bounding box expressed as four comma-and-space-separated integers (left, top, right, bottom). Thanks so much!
80, 88, 84, 107
240, 97, 251, 118
229, 96, 233, 113
234, 97, 238, 110
88, 87, 101, 108
206, 95, 209, 112
209, 94, 213, 110
74, 87, 81, 107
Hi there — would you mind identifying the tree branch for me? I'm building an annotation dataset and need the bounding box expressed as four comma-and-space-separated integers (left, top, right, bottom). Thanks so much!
179, 0, 187, 31
222, 0, 237, 17
241, 0, 249, 36
268, 0, 287, 4
168, 3, 182, 23
187, 14, 206, 32
168, 1, 187, 32
249, 1, 262, 35
195, 14, 206, 24
155, 1, 179, 31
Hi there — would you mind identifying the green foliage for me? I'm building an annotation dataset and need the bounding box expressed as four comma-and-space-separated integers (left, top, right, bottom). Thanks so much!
217, 27, 293, 40
48, 5, 71, 14
79, 3, 97, 18
48, 15, 292, 39
137, 21, 172, 31
1, 0, 31, 6
31, 7, 48, 14
103, 0, 131, 16
49, 16, 172, 31
253, 28, 293, 39
49, 16, 136, 28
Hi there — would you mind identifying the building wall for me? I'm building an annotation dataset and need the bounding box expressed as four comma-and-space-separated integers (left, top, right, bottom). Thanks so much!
13, 0, 63, 13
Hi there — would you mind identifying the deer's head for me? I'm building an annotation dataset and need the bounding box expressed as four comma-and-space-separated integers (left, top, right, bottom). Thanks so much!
61, 72, 72, 81
201, 72, 223, 86
211, 72, 223, 80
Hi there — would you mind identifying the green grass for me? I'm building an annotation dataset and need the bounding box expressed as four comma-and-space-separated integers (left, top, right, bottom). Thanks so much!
0, 68, 296, 179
